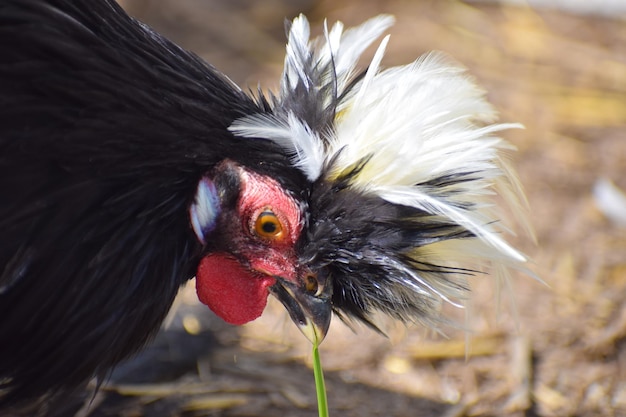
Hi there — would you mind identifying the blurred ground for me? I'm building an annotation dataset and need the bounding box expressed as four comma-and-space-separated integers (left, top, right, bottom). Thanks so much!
91, 1, 626, 416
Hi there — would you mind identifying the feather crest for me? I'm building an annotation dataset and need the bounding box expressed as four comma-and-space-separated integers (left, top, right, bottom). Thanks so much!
229, 14, 395, 182
231, 15, 533, 329
328, 51, 529, 266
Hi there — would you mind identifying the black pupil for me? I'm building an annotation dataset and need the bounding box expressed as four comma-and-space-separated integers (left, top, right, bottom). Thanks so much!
261, 219, 277, 234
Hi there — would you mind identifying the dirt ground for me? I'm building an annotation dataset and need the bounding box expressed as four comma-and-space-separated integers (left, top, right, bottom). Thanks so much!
88, 1, 626, 416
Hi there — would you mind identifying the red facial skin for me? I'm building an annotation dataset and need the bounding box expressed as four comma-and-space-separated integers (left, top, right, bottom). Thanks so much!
195, 168, 303, 325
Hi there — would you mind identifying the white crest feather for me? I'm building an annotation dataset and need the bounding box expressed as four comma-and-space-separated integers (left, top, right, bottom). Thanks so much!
330, 50, 530, 276
319, 15, 395, 95
283, 15, 312, 92
229, 112, 325, 181
229, 15, 396, 182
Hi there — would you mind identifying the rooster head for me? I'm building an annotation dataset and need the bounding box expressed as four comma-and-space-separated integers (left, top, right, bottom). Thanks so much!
190, 160, 331, 342
188, 15, 532, 343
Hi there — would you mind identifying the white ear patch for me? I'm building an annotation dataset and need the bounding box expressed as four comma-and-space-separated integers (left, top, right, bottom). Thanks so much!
190, 178, 221, 244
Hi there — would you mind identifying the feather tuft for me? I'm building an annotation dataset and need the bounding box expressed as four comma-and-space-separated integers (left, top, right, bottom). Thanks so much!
231, 14, 395, 182
229, 113, 325, 181
230, 15, 534, 331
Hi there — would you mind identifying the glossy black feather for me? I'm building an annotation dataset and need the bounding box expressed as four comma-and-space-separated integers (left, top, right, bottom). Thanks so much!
300, 167, 475, 330
0, 0, 299, 410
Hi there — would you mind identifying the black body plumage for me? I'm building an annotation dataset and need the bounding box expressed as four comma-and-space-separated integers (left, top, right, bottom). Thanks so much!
0, 0, 302, 410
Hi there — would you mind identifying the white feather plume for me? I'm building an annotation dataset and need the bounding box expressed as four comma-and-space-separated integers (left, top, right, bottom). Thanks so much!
282, 15, 312, 92
329, 51, 530, 269
229, 15, 397, 183
319, 15, 395, 95
229, 112, 326, 181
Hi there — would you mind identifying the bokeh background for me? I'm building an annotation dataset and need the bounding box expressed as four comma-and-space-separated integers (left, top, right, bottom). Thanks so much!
89, 1, 626, 416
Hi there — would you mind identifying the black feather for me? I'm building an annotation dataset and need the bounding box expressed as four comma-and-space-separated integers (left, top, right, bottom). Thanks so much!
272, 20, 338, 145
0, 0, 301, 409
300, 167, 476, 331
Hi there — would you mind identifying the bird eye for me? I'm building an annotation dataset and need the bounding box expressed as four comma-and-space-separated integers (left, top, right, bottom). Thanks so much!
254, 210, 283, 239
305, 273, 320, 295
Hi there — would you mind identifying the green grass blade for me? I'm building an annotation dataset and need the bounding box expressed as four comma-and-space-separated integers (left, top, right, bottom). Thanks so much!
313, 342, 329, 417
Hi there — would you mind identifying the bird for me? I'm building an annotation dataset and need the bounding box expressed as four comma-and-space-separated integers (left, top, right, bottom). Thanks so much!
0, 0, 532, 414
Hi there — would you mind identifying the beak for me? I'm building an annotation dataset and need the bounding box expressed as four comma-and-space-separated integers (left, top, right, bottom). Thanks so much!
269, 271, 332, 345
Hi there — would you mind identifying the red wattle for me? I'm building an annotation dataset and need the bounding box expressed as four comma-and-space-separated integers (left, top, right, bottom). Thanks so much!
196, 254, 275, 325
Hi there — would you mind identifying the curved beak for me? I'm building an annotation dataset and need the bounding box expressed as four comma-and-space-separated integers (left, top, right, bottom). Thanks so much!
269, 272, 332, 344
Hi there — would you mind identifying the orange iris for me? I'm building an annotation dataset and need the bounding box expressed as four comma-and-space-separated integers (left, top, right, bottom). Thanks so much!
254, 210, 283, 239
